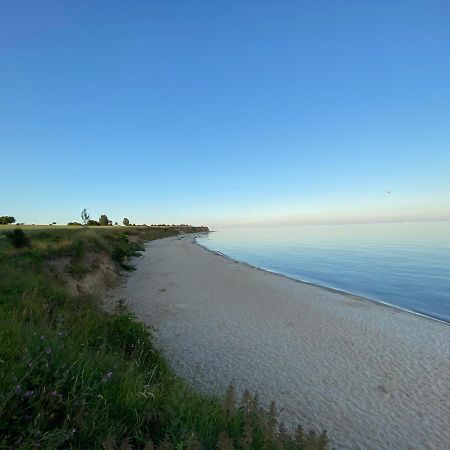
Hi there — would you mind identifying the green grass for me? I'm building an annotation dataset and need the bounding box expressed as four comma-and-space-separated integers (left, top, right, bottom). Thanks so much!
0, 226, 328, 449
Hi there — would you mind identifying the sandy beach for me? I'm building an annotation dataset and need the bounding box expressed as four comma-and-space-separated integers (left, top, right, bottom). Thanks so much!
107, 235, 450, 450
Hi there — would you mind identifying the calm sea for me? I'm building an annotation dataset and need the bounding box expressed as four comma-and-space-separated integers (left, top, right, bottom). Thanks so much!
196, 222, 450, 323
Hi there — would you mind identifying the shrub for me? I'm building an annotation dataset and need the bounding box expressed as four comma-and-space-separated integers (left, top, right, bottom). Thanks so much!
67, 222, 82, 226
99, 214, 109, 226
112, 245, 127, 262
4, 228, 30, 248
0, 215, 16, 225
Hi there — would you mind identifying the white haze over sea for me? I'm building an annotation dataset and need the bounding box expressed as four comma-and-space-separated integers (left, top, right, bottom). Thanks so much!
197, 221, 450, 323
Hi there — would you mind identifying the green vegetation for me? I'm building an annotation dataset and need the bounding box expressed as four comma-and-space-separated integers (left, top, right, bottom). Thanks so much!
81, 209, 90, 226
123, 218, 130, 226
3, 228, 30, 248
0, 226, 328, 449
0, 216, 16, 225
99, 215, 112, 226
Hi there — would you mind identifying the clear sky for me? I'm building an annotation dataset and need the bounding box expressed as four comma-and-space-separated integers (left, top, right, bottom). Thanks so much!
1, 1, 449, 227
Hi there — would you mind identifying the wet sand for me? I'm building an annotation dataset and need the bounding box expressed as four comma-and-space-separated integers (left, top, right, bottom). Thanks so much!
107, 236, 450, 449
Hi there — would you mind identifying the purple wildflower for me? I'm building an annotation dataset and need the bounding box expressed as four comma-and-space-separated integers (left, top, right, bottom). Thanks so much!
15, 384, 22, 393
45, 347, 52, 354
24, 390, 34, 398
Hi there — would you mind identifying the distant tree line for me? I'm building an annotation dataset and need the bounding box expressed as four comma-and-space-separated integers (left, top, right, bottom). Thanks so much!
0, 210, 207, 230
67, 210, 137, 227
0, 216, 16, 225
149, 224, 200, 227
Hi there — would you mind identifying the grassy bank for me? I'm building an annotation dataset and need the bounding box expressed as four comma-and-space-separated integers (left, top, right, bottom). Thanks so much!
0, 226, 328, 449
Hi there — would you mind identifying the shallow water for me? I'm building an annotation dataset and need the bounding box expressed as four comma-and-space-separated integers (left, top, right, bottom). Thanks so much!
196, 221, 450, 322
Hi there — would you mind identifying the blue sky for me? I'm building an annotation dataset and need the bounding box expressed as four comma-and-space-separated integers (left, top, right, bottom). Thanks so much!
1, 1, 449, 226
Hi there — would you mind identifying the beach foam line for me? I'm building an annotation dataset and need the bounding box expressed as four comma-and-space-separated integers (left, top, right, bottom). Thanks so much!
194, 236, 450, 325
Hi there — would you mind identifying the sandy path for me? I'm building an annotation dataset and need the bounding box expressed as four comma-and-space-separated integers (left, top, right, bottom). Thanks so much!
107, 236, 450, 450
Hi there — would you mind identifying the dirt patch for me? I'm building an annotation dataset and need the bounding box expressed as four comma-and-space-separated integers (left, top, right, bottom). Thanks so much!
46, 252, 121, 298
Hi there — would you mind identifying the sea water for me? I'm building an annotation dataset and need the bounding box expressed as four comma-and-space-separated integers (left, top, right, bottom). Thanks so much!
196, 222, 450, 323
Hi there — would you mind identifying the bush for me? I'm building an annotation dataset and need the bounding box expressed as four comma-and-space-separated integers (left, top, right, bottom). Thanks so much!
99, 214, 109, 226
0, 215, 16, 225
4, 228, 30, 248
67, 222, 82, 226
111, 246, 127, 262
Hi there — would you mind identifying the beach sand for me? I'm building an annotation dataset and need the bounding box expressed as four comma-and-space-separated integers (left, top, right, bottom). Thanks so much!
106, 236, 450, 449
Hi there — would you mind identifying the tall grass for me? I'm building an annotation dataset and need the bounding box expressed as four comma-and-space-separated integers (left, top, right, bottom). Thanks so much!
0, 227, 328, 449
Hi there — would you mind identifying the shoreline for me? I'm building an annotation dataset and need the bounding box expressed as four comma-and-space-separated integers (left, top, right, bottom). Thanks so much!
193, 235, 450, 326
108, 235, 450, 450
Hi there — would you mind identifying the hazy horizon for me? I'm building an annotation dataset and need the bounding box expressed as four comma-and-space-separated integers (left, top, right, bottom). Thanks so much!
10, 216, 450, 229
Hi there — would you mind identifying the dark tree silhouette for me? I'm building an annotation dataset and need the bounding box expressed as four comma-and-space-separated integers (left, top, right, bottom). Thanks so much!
81, 208, 90, 226
0, 216, 16, 225
99, 214, 109, 226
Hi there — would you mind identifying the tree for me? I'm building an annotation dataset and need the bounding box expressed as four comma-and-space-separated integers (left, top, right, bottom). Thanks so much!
123, 218, 130, 226
4, 229, 30, 248
0, 216, 16, 225
87, 219, 100, 226
81, 208, 90, 226
99, 214, 109, 226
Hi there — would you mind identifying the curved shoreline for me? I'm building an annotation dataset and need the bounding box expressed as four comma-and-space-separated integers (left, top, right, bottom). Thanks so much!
108, 235, 450, 450
193, 235, 450, 326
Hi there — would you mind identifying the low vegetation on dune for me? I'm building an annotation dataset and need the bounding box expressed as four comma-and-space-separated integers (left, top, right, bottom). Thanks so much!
0, 225, 328, 449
